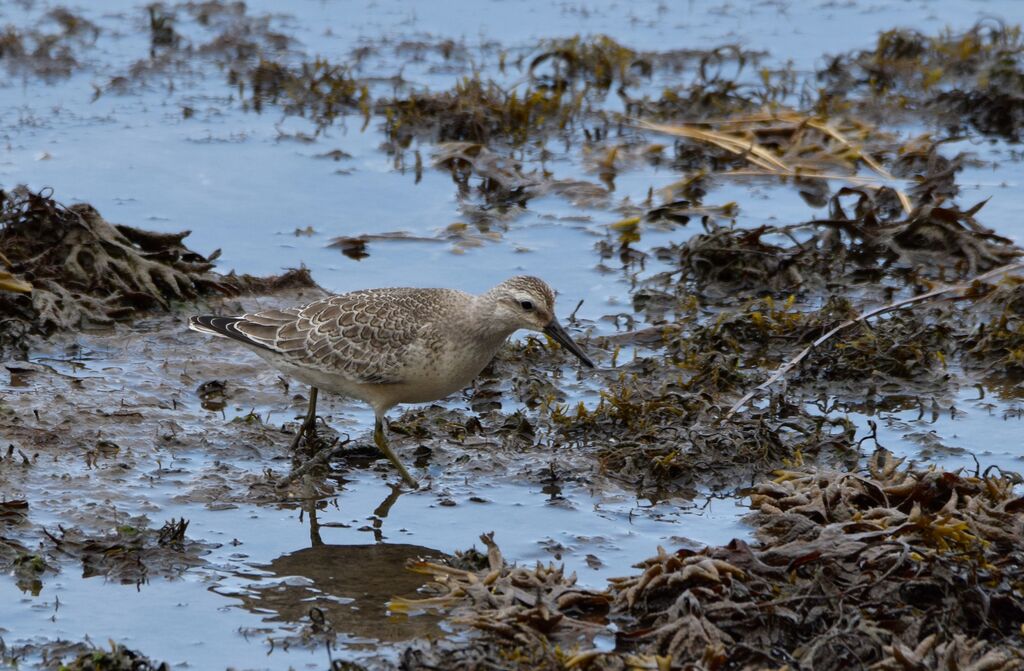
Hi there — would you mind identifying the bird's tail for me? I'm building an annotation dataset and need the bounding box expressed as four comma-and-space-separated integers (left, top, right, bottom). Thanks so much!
188, 315, 239, 338
188, 315, 277, 352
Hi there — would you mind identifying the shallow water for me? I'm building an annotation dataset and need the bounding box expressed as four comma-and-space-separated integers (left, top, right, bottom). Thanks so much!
3, 0, 1022, 303
0, 317, 747, 668
2, 0, 1024, 668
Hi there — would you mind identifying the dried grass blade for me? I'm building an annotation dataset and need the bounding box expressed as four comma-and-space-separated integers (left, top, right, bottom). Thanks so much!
803, 117, 913, 213
0, 270, 33, 294
632, 119, 790, 172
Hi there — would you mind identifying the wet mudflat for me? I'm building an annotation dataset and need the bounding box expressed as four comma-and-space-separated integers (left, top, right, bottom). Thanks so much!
2, 0, 1024, 669
1, 298, 746, 668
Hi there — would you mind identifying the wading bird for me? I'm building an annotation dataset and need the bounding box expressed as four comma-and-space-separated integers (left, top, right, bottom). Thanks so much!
189, 276, 594, 487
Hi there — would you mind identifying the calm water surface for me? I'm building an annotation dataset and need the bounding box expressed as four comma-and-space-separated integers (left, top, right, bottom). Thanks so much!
1, 0, 1022, 668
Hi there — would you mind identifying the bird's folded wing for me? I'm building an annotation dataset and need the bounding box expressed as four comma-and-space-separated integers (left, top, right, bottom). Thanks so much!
234, 295, 425, 385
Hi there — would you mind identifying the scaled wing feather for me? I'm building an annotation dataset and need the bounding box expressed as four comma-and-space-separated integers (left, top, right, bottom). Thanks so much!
233, 291, 431, 385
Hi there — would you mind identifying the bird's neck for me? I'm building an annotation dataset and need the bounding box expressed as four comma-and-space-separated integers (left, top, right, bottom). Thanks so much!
463, 293, 518, 348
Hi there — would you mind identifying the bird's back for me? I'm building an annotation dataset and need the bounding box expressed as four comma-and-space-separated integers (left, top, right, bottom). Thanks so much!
190, 287, 476, 390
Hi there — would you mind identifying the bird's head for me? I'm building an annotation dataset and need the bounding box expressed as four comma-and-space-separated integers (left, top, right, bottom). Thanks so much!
487, 276, 594, 368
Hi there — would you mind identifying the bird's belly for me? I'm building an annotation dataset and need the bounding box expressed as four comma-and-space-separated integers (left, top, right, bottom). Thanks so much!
253, 353, 362, 397
255, 347, 496, 411
389, 346, 497, 404
387, 377, 471, 404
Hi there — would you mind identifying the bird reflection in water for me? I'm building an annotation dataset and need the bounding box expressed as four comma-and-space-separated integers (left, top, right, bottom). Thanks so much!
223, 487, 446, 645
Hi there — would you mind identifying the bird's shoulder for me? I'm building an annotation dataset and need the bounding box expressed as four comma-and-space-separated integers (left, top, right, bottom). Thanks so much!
300, 287, 469, 338
284, 288, 471, 384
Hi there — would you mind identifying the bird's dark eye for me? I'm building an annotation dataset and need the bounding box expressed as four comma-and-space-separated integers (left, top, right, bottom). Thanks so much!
519, 300, 534, 311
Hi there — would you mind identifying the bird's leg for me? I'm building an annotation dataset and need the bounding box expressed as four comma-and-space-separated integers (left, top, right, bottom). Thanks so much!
289, 386, 319, 452
374, 415, 418, 488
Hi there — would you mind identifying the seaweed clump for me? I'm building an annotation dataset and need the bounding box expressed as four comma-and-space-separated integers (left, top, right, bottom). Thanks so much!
962, 277, 1024, 377
0, 639, 169, 671
624, 46, 781, 119
0, 8, 99, 79
0, 185, 317, 354
379, 36, 645, 148
797, 310, 955, 385
61, 643, 169, 671
395, 452, 1024, 670
42, 517, 207, 585
527, 34, 651, 90
556, 377, 856, 492
819, 22, 1024, 140
0, 497, 53, 595
239, 57, 370, 127
643, 190, 1018, 304
380, 76, 579, 147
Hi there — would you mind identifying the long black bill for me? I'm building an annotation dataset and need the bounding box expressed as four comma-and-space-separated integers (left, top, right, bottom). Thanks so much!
544, 319, 595, 368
